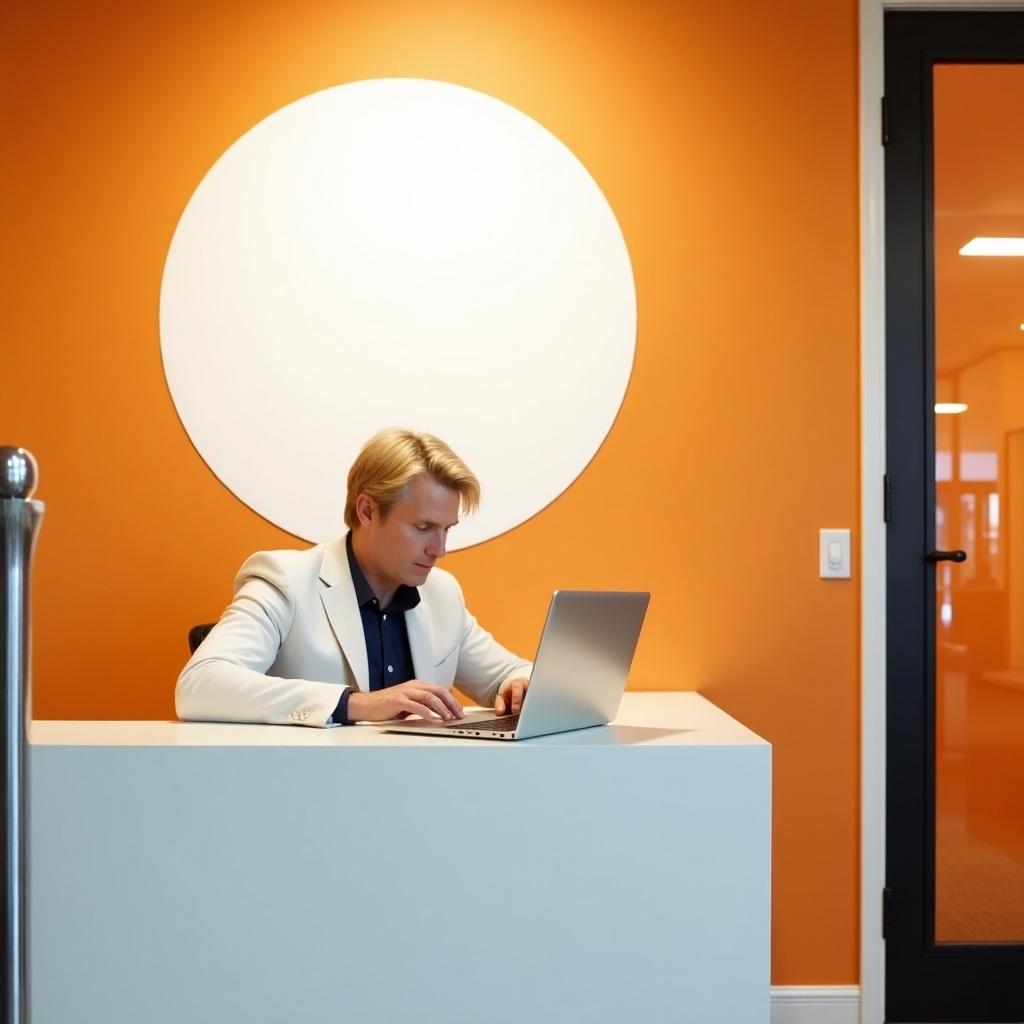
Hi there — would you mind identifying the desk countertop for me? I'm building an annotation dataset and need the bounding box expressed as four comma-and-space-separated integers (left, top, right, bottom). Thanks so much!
31, 690, 766, 748
31, 689, 770, 1024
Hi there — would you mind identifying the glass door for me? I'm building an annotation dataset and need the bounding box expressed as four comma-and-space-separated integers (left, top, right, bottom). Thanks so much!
885, 12, 1024, 1022
933, 63, 1024, 947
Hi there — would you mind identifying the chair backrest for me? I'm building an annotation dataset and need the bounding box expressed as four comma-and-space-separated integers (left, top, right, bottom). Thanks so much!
187, 623, 216, 655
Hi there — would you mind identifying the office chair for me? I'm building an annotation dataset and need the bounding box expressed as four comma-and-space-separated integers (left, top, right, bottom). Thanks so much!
187, 623, 216, 655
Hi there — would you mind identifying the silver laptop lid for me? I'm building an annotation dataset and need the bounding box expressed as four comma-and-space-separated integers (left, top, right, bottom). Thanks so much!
514, 590, 650, 739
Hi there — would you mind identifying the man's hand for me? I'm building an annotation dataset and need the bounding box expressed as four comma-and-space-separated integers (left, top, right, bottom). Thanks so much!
494, 676, 529, 717
347, 681, 465, 723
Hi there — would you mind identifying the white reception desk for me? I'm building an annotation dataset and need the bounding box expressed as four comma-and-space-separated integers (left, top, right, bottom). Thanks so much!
31, 692, 770, 1024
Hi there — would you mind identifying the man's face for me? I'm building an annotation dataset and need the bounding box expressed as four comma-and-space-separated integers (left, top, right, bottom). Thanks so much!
356, 474, 461, 592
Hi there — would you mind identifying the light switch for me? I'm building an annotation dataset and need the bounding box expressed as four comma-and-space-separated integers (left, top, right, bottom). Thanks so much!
820, 528, 851, 579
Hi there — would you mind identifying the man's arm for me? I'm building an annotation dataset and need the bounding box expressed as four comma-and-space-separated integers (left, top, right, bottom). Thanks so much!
451, 605, 532, 710
175, 554, 346, 728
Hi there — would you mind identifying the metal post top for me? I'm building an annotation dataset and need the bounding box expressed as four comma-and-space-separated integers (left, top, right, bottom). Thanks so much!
0, 447, 38, 500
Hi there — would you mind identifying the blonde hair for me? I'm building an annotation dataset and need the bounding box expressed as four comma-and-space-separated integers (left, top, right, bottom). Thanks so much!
344, 428, 480, 529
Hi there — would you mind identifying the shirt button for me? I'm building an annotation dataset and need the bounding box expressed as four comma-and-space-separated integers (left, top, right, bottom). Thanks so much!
387, 665, 394, 673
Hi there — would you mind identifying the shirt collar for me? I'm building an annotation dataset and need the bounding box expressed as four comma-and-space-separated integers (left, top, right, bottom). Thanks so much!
345, 533, 421, 613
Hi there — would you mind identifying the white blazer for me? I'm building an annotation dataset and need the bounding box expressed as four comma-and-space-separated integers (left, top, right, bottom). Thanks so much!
175, 535, 531, 728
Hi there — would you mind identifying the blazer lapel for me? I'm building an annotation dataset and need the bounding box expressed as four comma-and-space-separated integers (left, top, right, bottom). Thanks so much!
406, 600, 437, 681
319, 535, 369, 691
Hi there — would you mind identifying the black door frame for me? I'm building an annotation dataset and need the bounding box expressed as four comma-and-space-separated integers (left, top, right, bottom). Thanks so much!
884, 11, 1024, 1022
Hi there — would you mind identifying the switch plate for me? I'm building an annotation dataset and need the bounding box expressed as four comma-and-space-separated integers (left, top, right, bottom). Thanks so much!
820, 528, 851, 579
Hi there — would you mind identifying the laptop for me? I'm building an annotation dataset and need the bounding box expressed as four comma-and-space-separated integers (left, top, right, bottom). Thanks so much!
381, 590, 650, 741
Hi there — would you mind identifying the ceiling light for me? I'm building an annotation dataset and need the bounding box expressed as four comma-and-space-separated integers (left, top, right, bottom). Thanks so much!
935, 403, 968, 415
959, 237, 1024, 256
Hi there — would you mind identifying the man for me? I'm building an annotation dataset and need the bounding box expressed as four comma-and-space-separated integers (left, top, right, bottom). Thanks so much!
176, 429, 531, 727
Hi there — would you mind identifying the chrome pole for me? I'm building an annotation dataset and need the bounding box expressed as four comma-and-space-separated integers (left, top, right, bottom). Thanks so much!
1, 447, 43, 1024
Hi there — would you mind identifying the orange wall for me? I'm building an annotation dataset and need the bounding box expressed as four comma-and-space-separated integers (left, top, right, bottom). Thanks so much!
1, 0, 860, 984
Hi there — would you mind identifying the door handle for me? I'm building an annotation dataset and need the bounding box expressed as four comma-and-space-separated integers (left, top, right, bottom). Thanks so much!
925, 549, 967, 563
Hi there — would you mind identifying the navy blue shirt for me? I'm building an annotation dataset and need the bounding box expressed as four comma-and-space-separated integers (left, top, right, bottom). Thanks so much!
332, 534, 420, 724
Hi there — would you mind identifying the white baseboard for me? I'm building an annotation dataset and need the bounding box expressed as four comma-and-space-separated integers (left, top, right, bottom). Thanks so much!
771, 986, 861, 1024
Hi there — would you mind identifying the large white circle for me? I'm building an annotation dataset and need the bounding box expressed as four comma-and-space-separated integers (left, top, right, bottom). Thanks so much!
160, 79, 636, 549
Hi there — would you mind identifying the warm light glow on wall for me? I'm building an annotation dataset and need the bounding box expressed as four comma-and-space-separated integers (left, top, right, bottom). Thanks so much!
5, 0, 864, 986
935, 402, 969, 414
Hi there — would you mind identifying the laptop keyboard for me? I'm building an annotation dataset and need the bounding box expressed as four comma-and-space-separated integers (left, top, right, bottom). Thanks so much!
445, 716, 519, 731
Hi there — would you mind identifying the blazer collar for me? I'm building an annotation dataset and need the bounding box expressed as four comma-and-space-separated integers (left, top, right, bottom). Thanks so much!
318, 532, 437, 685
405, 600, 436, 681
319, 534, 369, 691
